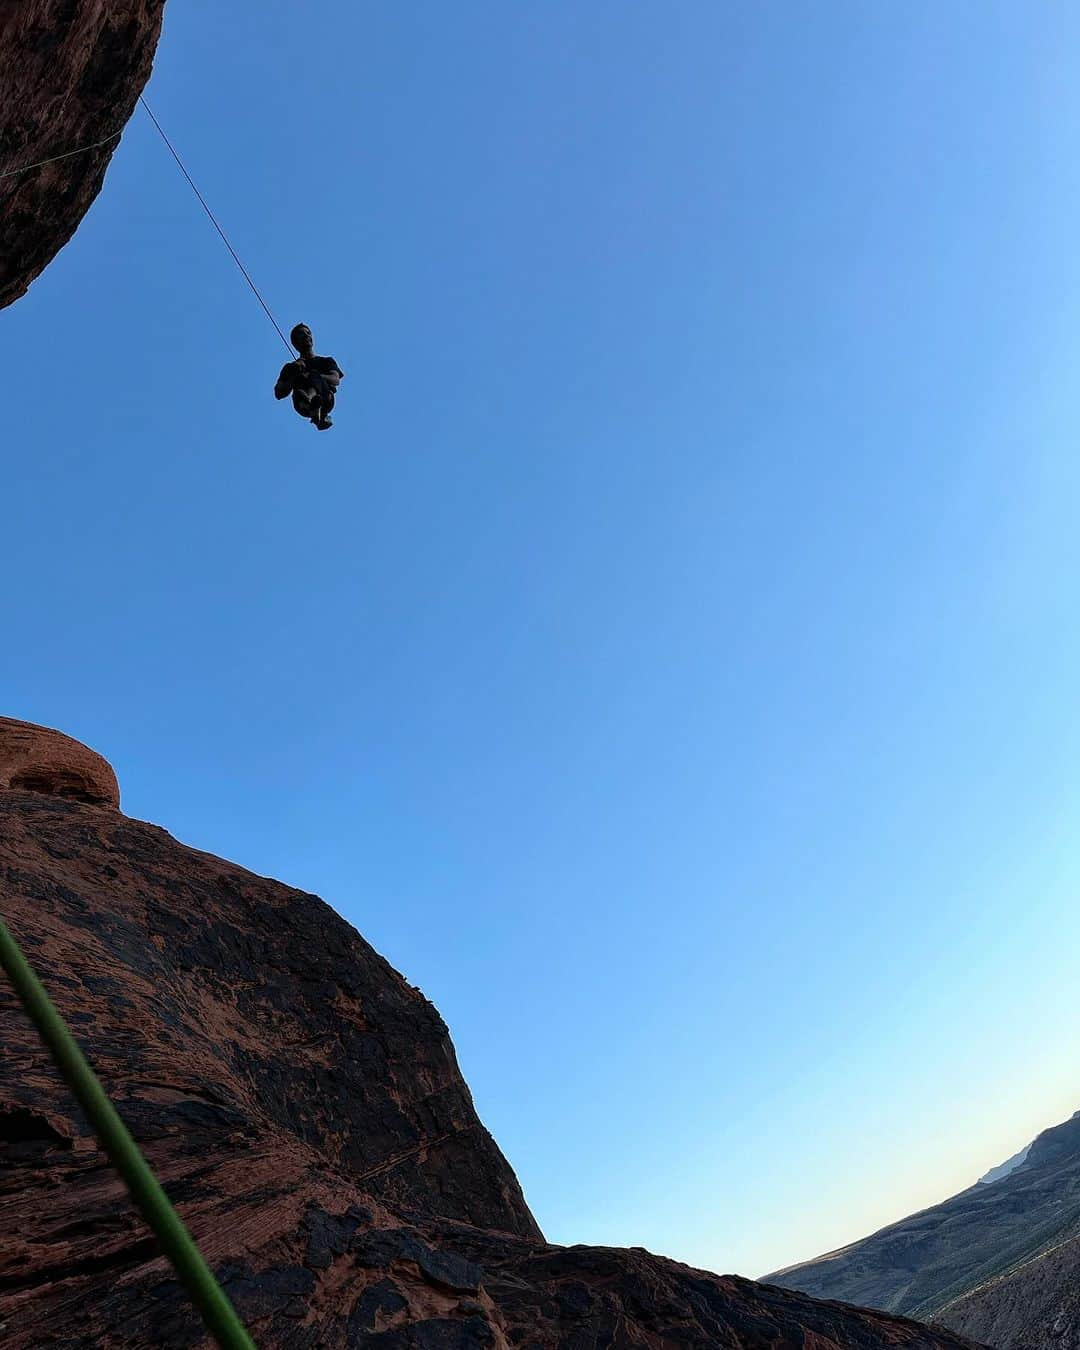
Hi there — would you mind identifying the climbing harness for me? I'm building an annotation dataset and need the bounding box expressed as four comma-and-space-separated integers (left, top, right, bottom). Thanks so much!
0, 911, 255, 1350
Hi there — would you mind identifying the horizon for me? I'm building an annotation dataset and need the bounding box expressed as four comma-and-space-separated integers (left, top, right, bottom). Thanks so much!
763, 1104, 1076, 1279
8, 704, 1077, 1279
4, 1, 1080, 1280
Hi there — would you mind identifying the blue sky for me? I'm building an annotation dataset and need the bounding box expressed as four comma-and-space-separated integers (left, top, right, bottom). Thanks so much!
4, 2, 1080, 1278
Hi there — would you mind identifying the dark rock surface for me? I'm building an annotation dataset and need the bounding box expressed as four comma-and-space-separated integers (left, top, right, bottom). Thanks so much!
766, 1113, 1080, 1330
0, 775, 989, 1347
933, 1230, 1080, 1350
0, 1, 165, 310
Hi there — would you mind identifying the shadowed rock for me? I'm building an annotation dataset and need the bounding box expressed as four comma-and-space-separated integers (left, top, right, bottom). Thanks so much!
933, 1230, 1080, 1350
0, 2, 165, 310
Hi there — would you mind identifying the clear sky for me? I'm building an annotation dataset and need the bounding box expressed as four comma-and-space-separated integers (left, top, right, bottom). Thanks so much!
4, 1, 1080, 1279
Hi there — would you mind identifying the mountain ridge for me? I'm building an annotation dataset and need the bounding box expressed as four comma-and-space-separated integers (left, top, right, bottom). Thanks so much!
767, 1110, 1080, 1337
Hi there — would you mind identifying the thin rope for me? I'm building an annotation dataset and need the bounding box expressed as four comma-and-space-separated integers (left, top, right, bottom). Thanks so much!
353, 1125, 478, 1186
0, 910, 255, 1350
0, 128, 122, 181
139, 96, 293, 356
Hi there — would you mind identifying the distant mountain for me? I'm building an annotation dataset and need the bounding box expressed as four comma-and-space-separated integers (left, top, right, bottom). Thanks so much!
974, 1112, 1079, 1189
976, 1143, 1031, 1187
763, 1111, 1080, 1338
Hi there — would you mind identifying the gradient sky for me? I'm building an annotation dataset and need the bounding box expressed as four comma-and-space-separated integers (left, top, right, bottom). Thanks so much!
4, 2, 1080, 1279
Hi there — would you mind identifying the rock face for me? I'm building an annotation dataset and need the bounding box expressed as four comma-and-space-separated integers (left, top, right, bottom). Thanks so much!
0, 724, 988, 1348
0, 717, 120, 807
934, 1233, 1080, 1350
0, 1, 165, 309
766, 1113, 1080, 1336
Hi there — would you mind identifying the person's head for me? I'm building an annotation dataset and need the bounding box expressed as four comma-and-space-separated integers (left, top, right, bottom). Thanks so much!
291, 323, 314, 357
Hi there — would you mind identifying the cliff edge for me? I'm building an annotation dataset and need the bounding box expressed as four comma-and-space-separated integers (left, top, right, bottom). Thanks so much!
0, 1, 165, 309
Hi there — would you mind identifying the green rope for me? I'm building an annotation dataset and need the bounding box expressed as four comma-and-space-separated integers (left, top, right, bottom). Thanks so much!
0, 914, 256, 1350
0, 128, 122, 181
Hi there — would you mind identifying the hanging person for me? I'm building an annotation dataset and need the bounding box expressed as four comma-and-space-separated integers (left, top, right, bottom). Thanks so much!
274, 324, 344, 431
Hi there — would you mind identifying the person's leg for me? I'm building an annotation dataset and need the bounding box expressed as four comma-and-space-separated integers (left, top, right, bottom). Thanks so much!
311, 385, 334, 430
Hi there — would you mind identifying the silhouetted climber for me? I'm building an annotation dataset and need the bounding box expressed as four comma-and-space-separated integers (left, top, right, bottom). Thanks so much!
274, 324, 344, 431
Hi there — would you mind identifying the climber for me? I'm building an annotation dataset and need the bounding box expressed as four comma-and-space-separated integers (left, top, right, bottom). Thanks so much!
274, 324, 344, 431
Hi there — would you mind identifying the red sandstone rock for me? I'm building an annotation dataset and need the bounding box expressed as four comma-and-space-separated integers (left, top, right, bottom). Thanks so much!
0, 1, 165, 309
0, 758, 987, 1349
0, 718, 120, 808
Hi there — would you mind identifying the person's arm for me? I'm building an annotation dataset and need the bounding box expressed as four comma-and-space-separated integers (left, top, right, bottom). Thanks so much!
274, 362, 299, 399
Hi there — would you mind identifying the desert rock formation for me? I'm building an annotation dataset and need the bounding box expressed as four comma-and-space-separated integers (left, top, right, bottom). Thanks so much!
0, 717, 120, 807
0, 1, 165, 309
0, 723, 989, 1348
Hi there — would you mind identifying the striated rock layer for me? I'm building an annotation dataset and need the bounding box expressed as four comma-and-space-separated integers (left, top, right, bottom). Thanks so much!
0, 748, 987, 1347
0, 716, 120, 807
0, 1, 165, 309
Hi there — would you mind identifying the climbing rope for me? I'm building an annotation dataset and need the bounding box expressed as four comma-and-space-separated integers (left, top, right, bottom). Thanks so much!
354, 1124, 477, 1186
1, 100, 294, 358
0, 912, 255, 1350
139, 97, 294, 355
0, 128, 123, 181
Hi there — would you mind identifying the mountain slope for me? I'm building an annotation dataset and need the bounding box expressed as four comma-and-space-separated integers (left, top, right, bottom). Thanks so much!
933, 1228, 1080, 1350
766, 1113, 1080, 1324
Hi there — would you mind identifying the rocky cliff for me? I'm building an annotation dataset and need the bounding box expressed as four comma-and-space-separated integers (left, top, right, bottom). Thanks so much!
0, 1, 165, 309
0, 721, 989, 1348
766, 1113, 1080, 1337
